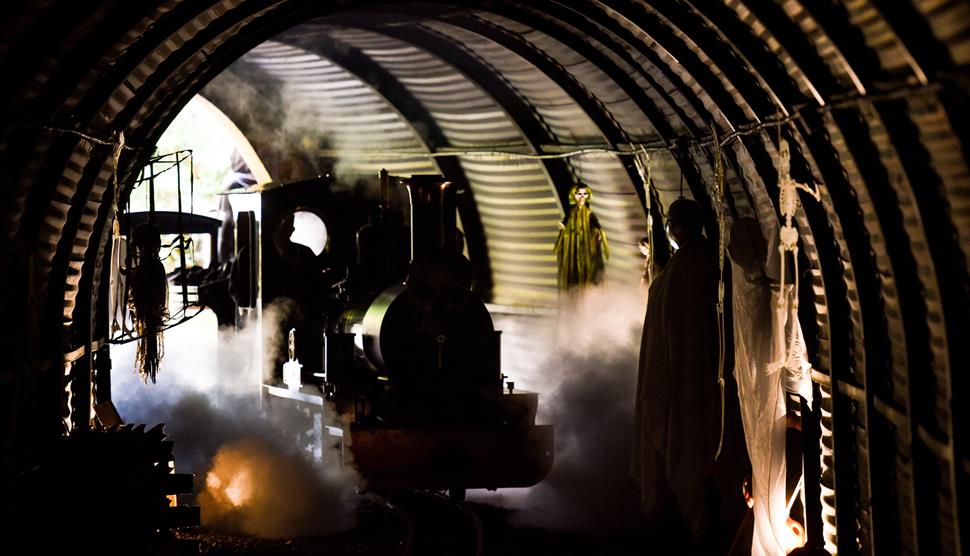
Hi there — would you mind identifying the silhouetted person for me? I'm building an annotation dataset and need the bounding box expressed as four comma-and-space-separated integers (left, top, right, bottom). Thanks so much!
632, 198, 720, 548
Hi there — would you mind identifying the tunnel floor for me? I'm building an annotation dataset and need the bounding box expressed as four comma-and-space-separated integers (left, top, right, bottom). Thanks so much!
172, 498, 674, 555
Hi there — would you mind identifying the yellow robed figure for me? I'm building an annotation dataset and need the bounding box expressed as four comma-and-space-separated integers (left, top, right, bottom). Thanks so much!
554, 184, 609, 291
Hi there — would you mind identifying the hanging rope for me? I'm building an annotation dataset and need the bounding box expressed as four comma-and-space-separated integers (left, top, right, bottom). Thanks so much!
175, 152, 189, 310
633, 147, 655, 284
109, 131, 125, 219
710, 123, 729, 461
110, 132, 130, 337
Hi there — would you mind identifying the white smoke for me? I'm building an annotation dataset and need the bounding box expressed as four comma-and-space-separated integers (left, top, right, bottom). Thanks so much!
470, 284, 648, 533
202, 42, 431, 200
112, 247, 651, 539
111, 303, 358, 538
200, 68, 326, 184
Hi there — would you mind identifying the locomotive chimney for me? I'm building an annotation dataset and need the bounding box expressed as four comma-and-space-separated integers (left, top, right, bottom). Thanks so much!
402, 175, 457, 262
378, 168, 390, 213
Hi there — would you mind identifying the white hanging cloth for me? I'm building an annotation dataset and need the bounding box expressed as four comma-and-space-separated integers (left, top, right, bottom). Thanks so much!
731, 138, 816, 555
732, 231, 812, 554
732, 253, 789, 555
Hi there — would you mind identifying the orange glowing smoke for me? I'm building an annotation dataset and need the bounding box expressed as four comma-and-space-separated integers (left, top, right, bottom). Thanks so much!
206, 458, 254, 508
199, 438, 266, 533
197, 437, 356, 538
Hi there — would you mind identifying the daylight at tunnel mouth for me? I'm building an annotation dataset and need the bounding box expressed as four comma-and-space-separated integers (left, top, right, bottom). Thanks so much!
1, 1, 968, 555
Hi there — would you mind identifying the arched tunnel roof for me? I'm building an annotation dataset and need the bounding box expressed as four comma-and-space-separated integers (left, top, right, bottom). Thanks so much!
1, 1, 968, 552
206, 13, 655, 305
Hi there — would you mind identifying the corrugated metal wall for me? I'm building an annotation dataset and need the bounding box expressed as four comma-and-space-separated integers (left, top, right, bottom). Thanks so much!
0, 2, 967, 553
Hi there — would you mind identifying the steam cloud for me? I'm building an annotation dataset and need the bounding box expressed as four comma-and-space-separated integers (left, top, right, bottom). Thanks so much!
474, 285, 647, 533
200, 63, 326, 184
112, 282, 649, 538
201, 41, 431, 201
111, 301, 358, 538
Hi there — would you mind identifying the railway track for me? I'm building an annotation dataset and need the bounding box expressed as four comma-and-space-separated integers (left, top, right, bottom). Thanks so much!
371, 491, 484, 556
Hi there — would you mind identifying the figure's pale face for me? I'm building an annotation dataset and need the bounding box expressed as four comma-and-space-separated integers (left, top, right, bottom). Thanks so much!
574, 188, 589, 206
638, 244, 650, 257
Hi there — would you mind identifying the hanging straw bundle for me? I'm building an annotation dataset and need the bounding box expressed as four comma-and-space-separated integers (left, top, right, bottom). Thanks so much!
127, 222, 168, 383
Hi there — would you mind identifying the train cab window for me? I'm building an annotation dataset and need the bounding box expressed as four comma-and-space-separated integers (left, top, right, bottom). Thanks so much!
274, 208, 329, 265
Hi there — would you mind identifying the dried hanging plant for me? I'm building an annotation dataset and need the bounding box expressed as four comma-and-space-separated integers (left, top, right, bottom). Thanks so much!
127, 222, 168, 383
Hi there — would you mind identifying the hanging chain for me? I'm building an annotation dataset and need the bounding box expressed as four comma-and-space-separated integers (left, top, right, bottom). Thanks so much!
710, 123, 728, 461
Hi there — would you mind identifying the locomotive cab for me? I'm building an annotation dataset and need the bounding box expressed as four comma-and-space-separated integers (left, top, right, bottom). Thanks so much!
260, 172, 553, 496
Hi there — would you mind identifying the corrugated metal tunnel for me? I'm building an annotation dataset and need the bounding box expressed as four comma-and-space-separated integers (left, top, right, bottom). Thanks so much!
0, 1, 967, 553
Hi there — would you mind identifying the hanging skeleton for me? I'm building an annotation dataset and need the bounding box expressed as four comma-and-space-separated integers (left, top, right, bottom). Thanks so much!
775, 138, 820, 313
127, 220, 168, 383
774, 137, 821, 411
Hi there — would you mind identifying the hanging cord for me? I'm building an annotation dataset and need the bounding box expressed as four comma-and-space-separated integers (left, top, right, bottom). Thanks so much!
710, 123, 729, 461
189, 151, 199, 265
787, 474, 806, 515
633, 148, 655, 283
109, 131, 125, 224
18, 123, 142, 150
188, 149, 195, 216
110, 132, 130, 336
121, 182, 135, 335
310, 78, 947, 164
175, 152, 189, 309
15, 78, 944, 168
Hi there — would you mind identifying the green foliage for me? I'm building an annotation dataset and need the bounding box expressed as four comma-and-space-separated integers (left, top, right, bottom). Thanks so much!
129, 97, 238, 218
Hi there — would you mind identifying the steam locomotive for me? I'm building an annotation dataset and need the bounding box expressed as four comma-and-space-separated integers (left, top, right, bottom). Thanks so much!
250, 171, 553, 499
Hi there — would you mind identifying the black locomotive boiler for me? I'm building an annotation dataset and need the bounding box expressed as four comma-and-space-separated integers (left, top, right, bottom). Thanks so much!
257, 172, 553, 498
